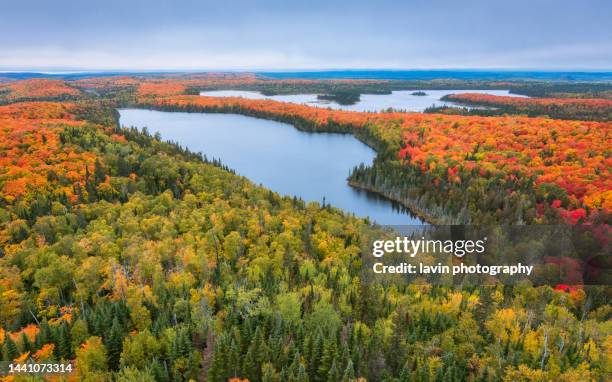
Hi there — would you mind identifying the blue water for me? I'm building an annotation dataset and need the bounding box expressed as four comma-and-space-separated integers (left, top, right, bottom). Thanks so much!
118, 109, 424, 225
200, 89, 526, 112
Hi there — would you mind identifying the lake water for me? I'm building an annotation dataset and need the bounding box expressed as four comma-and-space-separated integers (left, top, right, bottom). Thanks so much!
200, 89, 527, 112
118, 109, 424, 225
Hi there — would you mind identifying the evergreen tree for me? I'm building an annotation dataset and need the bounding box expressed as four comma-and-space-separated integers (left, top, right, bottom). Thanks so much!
227, 338, 240, 377
326, 360, 340, 382
150, 358, 169, 382
57, 323, 72, 360
288, 352, 301, 377
318, 338, 337, 382
243, 341, 260, 381
20, 332, 32, 354
94, 158, 106, 185
207, 341, 228, 382
342, 359, 356, 382
176, 328, 192, 358
308, 332, 323, 381
4, 336, 19, 361
295, 363, 310, 382
399, 365, 413, 382
262, 362, 280, 382
38, 319, 53, 346
106, 317, 124, 370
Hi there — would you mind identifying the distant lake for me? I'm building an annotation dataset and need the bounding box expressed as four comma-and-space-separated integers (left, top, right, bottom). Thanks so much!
118, 109, 424, 225
200, 89, 528, 112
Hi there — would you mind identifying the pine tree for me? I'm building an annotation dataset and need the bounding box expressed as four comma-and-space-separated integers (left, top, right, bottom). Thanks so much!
285, 339, 297, 369
38, 319, 53, 346
318, 339, 337, 382
57, 323, 72, 360
326, 360, 340, 382
262, 362, 280, 382
227, 338, 240, 377
20, 332, 32, 354
302, 334, 313, 365
4, 337, 19, 361
207, 345, 226, 382
388, 313, 406, 374
288, 352, 301, 377
186, 350, 201, 381
94, 158, 106, 185
342, 359, 355, 382
176, 328, 192, 358
243, 341, 260, 381
150, 358, 169, 382
209, 338, 229, 382
308, 332, 323, 381
106, 317, 124, 370
295, 363, 310, 382
399, 364, 413, 382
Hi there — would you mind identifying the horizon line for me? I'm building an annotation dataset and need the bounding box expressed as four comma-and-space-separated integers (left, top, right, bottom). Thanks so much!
2, 67, 612, 74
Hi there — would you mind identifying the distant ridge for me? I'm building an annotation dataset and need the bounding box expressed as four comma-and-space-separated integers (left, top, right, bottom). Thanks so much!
258, 70, 612, 82
1, 69, 611, 82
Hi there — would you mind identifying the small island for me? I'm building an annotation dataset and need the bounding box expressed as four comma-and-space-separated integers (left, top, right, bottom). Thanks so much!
317, 92, 361, 105
411, 91, 427, 96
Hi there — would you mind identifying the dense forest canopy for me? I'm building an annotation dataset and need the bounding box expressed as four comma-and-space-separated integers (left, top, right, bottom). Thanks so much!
439, 94, 612, 121
0, 75, 610, 382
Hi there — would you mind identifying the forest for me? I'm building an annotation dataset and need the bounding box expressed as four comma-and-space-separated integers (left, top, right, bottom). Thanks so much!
439, 94, 612, 121
0, 75, 610, 382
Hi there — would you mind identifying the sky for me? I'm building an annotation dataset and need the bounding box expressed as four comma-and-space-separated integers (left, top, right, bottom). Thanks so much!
1, 0, 611, 71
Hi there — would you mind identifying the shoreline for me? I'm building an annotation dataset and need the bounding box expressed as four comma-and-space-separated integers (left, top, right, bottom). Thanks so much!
348, 179, 442, 226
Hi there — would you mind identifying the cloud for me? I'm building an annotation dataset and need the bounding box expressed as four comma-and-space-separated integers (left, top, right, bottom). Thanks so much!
1, 0, 610, 70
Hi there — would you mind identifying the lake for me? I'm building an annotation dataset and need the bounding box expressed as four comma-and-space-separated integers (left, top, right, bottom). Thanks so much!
199, 89, 527, 112
118, 109, 424, 225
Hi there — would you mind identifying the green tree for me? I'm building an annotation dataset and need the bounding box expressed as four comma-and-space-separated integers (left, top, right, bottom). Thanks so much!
106, 317, 124, 370
75, 336, 109, 381
57, 323, 72, 360
71, 318, 90, 350
3, 336, 19, 361
115, 366, 156, 382
120, 330, 161, 369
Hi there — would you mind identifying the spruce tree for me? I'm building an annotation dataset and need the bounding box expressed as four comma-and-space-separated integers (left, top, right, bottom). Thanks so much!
318, 339, 337, 382
38, 319, 53, 346
227, 338, 240, 377
177, 328, 192, 358
295, 363, 310, 382
207, 345, 227, 382
243, 341, 259, 381
399, 365, 413, 382
342, 359, 355, 382
20, 332, 32, 354
3, 337, 18, 361
94, 159, 106, 185
57, 323, 72, 360
262, 362, 280, 382
106, 317, 124, 370
308, 332, 323, 381
326, 360, 340, 382
288, 352, 301, 377
150, 358, 169, 382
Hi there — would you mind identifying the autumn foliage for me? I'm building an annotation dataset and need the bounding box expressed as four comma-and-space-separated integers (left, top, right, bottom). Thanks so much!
0, 79, 80, 101
445, 92, 612, 121
447, 92, 612, 110
0, 102, 96, 204
0, 76, 610, 381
